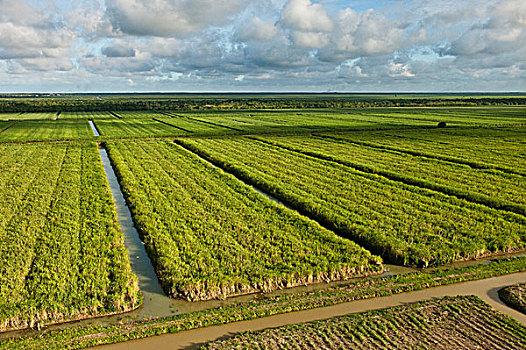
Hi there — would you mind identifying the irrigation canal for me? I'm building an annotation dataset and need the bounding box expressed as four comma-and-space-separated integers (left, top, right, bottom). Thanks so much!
89, 120, 101, 136
1, 142, 524, 346
98, 272, 526, 350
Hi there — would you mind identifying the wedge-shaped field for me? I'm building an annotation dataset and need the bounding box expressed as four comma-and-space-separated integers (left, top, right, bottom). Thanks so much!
255, 134, 526, 215
201, 296, 526, 350
0, 120, 93, 142
179, 137, 526, 267
0, 142, 140, 331
105, 140, 382, 301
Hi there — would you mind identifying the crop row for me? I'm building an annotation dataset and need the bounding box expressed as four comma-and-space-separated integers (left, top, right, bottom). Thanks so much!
317, 126, 526, 175
0, 120, 93, 142
178, 137, 526, 267
0, 113, 56, 121
58, 112, 115, 120
3, 256, 525, 349
91, 119, 187, 138
254, 134, 526, 215
105, 139, 382, 301
201, 296, 526, 350
0, 142, 140, 331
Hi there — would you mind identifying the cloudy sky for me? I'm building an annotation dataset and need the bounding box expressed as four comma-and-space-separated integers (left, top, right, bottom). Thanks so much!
0, 0, 525, 92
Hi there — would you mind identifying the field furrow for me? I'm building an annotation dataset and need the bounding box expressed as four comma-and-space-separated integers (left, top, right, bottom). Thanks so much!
178, 137, 525, 266
105, 139, 382, 300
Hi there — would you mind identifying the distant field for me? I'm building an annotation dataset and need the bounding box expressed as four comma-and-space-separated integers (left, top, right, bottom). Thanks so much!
0, 120, 93, 142
201, 296, 526, 350
106, 140, 382, 300
0, 142, 140, 331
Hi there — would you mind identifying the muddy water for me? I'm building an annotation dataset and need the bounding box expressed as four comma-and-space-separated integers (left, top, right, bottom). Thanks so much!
98, 272, 526, 350
99, 148, 175, 319
1, 143, 523, 343
89, 120, 100, 136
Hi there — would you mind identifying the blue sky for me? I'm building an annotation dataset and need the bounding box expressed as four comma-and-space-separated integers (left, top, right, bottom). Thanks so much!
0, 0, 524, 92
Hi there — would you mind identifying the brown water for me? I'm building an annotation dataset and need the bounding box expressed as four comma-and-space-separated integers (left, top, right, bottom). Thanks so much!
0, 145, 523, 343
98, 272, 526, 350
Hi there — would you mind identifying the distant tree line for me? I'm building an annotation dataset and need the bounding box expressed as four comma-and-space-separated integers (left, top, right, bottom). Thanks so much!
0, 97, 524, 112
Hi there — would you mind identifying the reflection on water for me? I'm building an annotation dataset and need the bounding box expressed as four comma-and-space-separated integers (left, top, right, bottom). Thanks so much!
89, 120, 100, 136
99, 148, 175, 319
1, 146, 523, 342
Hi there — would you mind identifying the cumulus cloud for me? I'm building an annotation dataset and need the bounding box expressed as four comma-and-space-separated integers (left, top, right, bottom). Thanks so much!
280, 0, 333, 48
0, 0, 524, 91
280, 0, 333, 32
236, 17, 278, 42
106, 0, 248, 37
0, 0, 75, 60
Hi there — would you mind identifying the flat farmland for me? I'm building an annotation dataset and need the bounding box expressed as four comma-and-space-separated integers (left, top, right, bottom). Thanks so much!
0, 120, 93, 142
0, 113, 57, 121
254, 134, 526, 214
92, 119, 188, 138
0, 142, 140, 332
319, 126, 526, 175
201, 296, 526, 350
178, 136, 525, 267
0, 102, 525, 349
105, 139, 382, 301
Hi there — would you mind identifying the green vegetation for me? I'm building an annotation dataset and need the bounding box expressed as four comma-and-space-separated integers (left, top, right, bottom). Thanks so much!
0, 142, 141, 332
201, 296, 526, 350
0, 113, 56, 121
318, 126, 526, 176
92, 119, 187, 138
2, 256, 525, 350
0, 98, 524, 347
177, 137, 525, 267
106, 139, 382, 300
0, 120, 92, 143
0, 93, 524, 112
58, 112, 115, 120
499, 283, 526, 314
253, 134, 526, 215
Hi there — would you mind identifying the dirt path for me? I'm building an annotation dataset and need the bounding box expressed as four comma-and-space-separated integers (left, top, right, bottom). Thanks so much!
97, 272, 526, 350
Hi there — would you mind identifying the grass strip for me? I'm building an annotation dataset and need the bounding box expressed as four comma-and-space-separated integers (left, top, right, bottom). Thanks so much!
1, 256, 525, 349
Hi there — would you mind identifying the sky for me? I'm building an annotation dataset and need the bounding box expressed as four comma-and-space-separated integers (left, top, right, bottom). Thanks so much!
0, 0, 525, 92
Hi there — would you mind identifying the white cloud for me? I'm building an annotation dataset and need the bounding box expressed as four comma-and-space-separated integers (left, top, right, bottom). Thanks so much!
388, 62, 415, 77
237, 17, 278, 42
280, 0, 333, 32
106, 0, 248, 37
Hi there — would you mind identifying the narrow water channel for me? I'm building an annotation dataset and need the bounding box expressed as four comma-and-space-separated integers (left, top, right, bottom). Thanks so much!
181, 146, 293, 209
1, 142, 522, 343
89, 120, 101, 136
99, 148, 175, 318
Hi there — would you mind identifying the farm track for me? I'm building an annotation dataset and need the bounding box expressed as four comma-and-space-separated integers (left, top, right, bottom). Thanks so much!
98, 272, 526, 350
